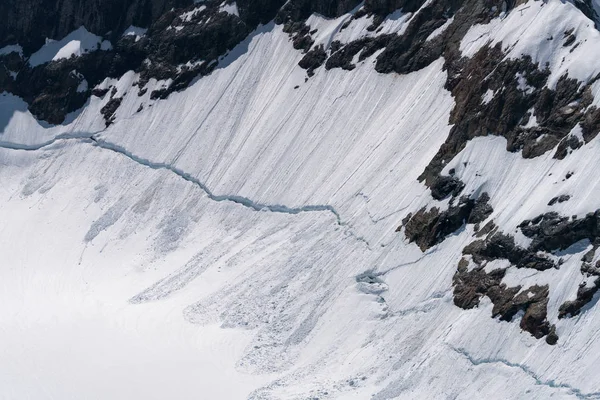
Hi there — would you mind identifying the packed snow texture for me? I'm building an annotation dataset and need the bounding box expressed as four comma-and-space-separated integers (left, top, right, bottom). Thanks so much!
3, 1, 600, 399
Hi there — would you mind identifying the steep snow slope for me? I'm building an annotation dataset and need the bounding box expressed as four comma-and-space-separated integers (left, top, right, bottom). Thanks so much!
98, 23, 453, 246
3, 0, 600, 399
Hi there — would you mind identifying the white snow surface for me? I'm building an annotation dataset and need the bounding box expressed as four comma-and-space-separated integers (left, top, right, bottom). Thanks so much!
4, 1, 600, 398
219, 1, 239, 16
28, 26, 112, 67
122, 25, 148, 41
460, 0, 600, 88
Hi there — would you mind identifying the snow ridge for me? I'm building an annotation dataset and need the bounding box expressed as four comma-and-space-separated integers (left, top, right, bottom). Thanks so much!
449, 345, 600, 399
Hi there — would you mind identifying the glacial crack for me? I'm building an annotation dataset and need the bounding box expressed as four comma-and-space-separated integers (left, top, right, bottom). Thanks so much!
0, 135, 372, 248
448, 345, 600, 399
0, 131, 102, 151
93, 138, 341, 218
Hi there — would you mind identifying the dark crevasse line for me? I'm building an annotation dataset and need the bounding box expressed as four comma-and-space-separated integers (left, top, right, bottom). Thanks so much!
0, 135, 372, 248
0, 131, 102, 150
93, 138, 373, 248
91, 138, 342, 218
448, 345, 600, 400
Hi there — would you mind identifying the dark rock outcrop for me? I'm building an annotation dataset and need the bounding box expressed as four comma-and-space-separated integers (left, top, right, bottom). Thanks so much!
559, 278, 600, 318
453, 258, 556, 343
547, 194, 571, 206
299, 45, 327, 76
519, 211, 600, 253
402, 192, 492, 251
100, 97, 123, 127
430, 175, 465, 200
463, 232, 556, 271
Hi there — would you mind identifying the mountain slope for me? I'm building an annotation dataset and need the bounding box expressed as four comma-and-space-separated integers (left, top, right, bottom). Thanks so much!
2, 0, 600, 398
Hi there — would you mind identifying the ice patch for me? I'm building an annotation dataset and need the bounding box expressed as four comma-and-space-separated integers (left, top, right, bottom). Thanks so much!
29, 26, 112, 67
77, 79, 89, 93
481, 89, 494, 104
516, 72, 534, 94
426, 16, 454, 41
219, 2, 239, 16
122, 25, 147, 42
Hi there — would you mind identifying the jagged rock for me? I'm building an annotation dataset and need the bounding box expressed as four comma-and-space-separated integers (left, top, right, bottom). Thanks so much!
453, 263, 506, 309
547, 194, 571, 206
419, 41, 598, 186
559, 278, 600, 318
554, 134, 582, 159
326, 36, 391, 71
582, 246, 597, 263
292, 32, 314, 52
299, 45, 327, 76
100, 97, 123, 126
581, 261, 600, 276
403, 206, 442, 251
474, 220, 497, 237
546, 325, 559, 345
463, 232, 556, 271
468, 192, 493, 224
363, 0, 427, 19
430, 175, 465, 200
582, 105, 600, 142
519, 288, 553, 339
520, 210, 600, 252
92, 88, 110, 97
563, 29, 576, 47
454, 208, 600, 340
403, 192, 492, 251
0, 0, 191, 53
1, 0, 283, 123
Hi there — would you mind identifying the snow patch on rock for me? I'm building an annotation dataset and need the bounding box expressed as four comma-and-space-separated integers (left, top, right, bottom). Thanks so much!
29, 26, 112, 67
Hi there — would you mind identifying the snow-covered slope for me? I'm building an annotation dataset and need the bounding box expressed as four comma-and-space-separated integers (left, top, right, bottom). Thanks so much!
3, 0, 600, 398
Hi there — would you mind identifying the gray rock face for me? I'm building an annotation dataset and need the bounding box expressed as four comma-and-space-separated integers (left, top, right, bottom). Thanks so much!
0, 0, 191, 53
